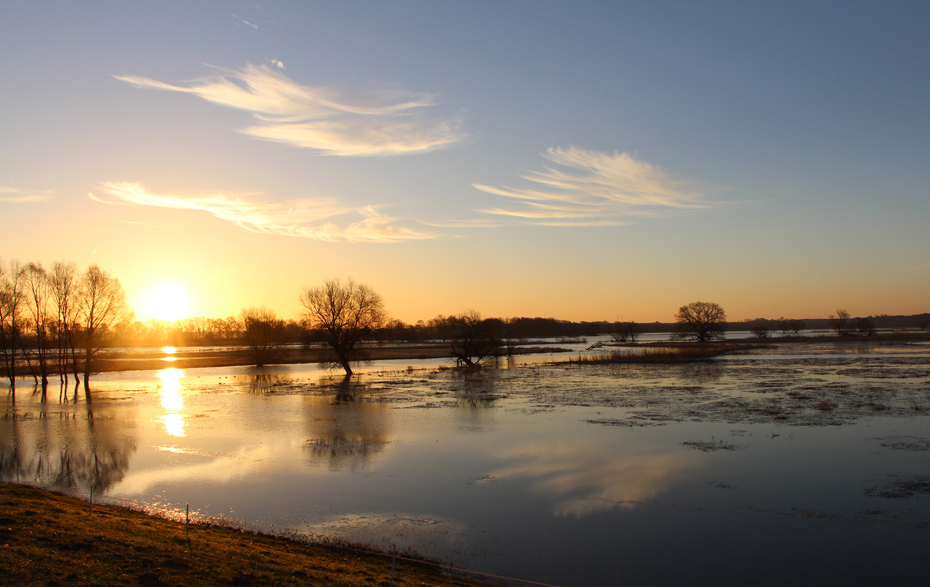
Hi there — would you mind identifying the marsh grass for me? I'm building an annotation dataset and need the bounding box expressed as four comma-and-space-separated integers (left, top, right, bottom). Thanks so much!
0, 484, 487, 587
561, 344, 739, 365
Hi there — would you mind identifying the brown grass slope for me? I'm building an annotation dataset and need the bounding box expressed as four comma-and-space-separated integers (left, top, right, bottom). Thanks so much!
0, 484, 488, 587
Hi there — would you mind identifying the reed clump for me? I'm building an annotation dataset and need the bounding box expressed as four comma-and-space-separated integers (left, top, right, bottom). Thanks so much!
564, 344, 737, 365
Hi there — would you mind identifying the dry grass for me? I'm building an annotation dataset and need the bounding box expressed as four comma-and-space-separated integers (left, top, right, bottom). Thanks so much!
0, 484, 488, 587
561, 344, 739, 365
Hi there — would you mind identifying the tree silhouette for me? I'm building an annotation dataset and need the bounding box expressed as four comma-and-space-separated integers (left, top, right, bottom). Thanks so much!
0, 259, 27, 391
23, 263, 52, 389
50, 260, 81, 384
299, 279, 386, 375
79, 265, 132, 394
829, 309, 852, 336
240, 306, 285, 366
673, 301, 727, 342
445, 310, 500, 366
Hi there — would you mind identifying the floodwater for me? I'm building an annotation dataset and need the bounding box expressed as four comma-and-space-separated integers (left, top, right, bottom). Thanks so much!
3, 340, 930, 586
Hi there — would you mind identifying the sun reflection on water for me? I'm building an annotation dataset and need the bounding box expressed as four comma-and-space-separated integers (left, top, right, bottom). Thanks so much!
161, 413, 186, 438
156, 368, 186, 437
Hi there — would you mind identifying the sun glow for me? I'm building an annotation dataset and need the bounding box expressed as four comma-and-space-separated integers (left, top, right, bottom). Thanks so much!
139, 283, 193, 322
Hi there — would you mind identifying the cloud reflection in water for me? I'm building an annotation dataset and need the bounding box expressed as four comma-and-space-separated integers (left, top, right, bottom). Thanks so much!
496, 441, 701, 517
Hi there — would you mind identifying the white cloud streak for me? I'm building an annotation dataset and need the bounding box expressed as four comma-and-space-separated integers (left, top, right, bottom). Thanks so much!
0, 186, 52, 203
89, 182, 435, 243
230, 13, 259, 31
115, 64, 467, 156
474, 146, 707, 226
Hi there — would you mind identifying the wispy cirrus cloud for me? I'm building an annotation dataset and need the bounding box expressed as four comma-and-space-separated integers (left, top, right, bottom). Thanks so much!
0, 186, 52, 203
115, 64, 467, 156
474, 146, 707, 226
89, 181, 435, 243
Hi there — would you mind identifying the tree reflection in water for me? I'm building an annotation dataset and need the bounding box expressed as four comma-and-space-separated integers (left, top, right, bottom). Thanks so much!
248, 372, 279, 395
447, 367, 504, 410
0, 398, 138, 493
304, 376, 391, 471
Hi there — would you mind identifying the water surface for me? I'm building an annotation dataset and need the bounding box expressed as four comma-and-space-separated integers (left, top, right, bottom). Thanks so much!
3, 341, 930, 585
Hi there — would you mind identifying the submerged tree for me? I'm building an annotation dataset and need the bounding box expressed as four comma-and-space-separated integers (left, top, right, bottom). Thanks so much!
852, 316, 877, 337
50, 260, 81, 384
777, 317, 805, 336
746, 318, 773, 339
79, 264, 132, 394
673, 301, 727, 342
611, 321, 642, 343
445, 310, 500, 367
240, 306, 285, 366
0, 259, 27, 390
23, 263, 52, 388
299, 278, 386, 376
829, 309, 852, 337
500, 317, 527, 356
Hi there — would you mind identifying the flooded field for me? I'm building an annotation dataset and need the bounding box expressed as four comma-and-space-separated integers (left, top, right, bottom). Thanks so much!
3, 340, 930, 586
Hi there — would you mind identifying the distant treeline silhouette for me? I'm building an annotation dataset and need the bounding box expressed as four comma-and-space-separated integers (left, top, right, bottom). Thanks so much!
112, 311, 930, 348
5, 257, 928, 381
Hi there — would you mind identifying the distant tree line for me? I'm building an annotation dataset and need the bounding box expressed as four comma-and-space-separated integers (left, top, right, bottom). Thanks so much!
737, 310, 919, 338
6, 257, 929, 384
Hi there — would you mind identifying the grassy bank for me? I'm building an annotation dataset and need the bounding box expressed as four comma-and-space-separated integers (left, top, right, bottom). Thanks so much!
0, 484, 488, 587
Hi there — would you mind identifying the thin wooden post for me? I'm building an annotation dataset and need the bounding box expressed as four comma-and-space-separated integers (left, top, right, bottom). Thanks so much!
89, 487, 93, 515
185, 504, 189, 540
391, 544, 396, 586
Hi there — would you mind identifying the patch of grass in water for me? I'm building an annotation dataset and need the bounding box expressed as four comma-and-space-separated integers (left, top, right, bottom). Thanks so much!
864, 475, 930, 499
561, 344, 741, 365
681, 440, 747, 452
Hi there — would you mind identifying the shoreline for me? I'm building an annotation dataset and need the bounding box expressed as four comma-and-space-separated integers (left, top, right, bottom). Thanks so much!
0, 483, 489, 586
2, 331, 927, 383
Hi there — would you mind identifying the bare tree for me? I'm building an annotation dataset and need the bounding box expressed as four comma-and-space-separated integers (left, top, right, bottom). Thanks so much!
23, 263, 52, 388
611, 321, 642, 343
240, 306, 285, 366
50, 260, 81, 384
750, 323, 772, 339
673, 301, 727, 342
829, 309, 852, 337
299, 279, 386, 375
777, 317, 806, 336
853, 316, 877, 337
224, 315, 242, 339
500, 317, 527, 356
0, 259, 27, 390
79, 264, 132, 394
445, 310, 500, 367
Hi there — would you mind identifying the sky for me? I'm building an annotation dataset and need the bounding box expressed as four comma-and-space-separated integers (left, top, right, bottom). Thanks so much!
2, 1, 929, 324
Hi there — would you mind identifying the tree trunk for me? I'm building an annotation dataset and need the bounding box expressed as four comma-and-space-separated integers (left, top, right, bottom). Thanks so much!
339, 356, 353, 376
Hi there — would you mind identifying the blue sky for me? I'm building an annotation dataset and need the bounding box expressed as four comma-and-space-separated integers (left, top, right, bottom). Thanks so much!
2, 1, 928, 323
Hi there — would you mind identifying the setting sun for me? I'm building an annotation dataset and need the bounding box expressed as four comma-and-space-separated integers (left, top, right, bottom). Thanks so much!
138, 283, 193, 322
